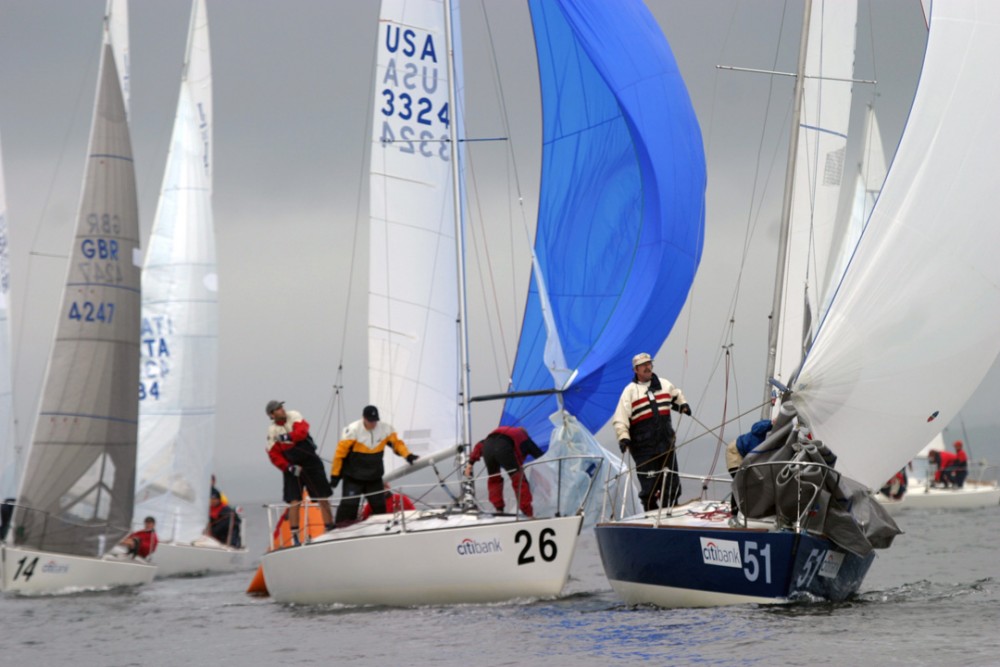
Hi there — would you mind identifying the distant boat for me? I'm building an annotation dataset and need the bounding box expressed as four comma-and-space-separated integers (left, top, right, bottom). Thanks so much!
132, 0, 247, 578
258, 0, 700, 606
876, 433, 1000, 513
596, 0, 1000, 607
1, 3, 155, 594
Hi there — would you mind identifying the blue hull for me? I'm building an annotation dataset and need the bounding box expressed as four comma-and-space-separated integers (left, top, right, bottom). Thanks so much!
595, 522, 874, 606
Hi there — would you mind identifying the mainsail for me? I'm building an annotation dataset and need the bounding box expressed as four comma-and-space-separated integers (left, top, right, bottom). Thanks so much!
0, 134, 17, 500
772, 1, 858, 391
794, 0, 1000, 490
499, 0, 706, 446
820, 103, 887, 320
135, 0, 215, 543
13, 36, 141, 557
368, 0, 466, 467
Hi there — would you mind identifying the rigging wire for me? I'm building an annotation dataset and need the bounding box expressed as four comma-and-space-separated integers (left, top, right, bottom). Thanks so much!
12, 25, 100, 447
463, 0, 535, 397
323, 13, 381, 449
681, 0, 795, 460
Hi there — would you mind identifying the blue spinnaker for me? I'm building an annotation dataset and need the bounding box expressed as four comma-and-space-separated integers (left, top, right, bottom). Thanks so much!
500, 0, 706, 448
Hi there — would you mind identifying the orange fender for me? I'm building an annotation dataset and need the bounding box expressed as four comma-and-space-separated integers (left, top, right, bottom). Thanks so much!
245, 494, 329, 596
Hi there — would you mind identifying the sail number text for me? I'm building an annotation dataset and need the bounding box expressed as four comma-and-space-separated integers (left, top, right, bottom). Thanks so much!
795, 548, 829, 588
379, 22, 451, 161
515, 527, 558, 565
742, 541, 772, 584
13, 555, 39, 581
67, 300, 115, 324
139, 315, 173, 402
78, 236, 127, 284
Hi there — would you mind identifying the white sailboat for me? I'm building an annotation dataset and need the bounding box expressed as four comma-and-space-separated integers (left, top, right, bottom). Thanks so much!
262, 0, 584, 605
0, 5, 154, 594
132, 0, 246, 578
596, 0, 1000, 607
876, 433, 1000, 513
260, 0, 703, 606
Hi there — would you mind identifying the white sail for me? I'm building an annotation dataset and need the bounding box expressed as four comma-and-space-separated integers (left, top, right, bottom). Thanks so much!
368, 0, 465, 466
794, 0, 1000, 490
106, 0, 130, 116
135, 0, 215, 543
772, 1, 858, 390
821, 104, 887, 317
0, 134, 17, 500
12, 35, 142, 557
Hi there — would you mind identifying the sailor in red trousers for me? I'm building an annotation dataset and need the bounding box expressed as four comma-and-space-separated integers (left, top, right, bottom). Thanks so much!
465, 426, 544, 517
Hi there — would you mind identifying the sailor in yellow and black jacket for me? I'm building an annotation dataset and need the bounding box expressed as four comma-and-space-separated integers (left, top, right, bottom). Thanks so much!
612, 352, 691, 511
330, 405, 418, 524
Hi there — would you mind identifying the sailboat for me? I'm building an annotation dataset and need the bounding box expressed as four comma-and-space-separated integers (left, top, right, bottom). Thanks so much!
0, 5, 155, 594
132, 0, 246, 578
258, 0, 701, 606
596, 0, 1000, 607
875, 433, 1000, 513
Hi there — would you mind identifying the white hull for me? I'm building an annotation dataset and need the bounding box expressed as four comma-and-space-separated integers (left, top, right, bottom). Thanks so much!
261, 512, 582, 605
151, 538, 251, 578
876, 481, 1000, 513
606, 578, 780, 608
0, 544, 155, 595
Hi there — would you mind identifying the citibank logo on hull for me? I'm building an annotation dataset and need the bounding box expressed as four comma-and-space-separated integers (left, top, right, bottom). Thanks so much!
456, 537, 502, 556
699, 537, 742, 568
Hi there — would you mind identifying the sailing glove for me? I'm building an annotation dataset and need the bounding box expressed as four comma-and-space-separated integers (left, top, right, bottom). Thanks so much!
676, 403, 692, 416
330, 475, 340, 489
287, 464, 302, 477
618, 439, 631, 453
406, 454, 419, 465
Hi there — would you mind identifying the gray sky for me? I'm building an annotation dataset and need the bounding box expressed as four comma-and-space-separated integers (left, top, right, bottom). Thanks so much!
2, 1, 994, 503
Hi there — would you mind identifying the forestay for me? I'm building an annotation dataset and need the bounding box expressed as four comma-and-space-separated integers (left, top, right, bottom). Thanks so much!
13, 40, 141, 557
794, 0, 1000, 490
135, 0, 215, 543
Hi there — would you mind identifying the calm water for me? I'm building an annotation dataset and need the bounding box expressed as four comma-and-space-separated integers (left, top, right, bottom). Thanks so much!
2, 503, 998, 667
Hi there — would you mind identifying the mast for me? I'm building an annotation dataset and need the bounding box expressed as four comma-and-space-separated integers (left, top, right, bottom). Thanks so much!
442, 0, 475, 505
761, 0, 813, 419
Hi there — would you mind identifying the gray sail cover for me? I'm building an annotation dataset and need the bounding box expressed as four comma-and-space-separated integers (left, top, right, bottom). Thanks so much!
733, 414, 900, 558
13, 43, 141, 557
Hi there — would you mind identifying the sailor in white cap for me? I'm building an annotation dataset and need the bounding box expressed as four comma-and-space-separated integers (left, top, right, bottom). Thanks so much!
611, 353, 691, 510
